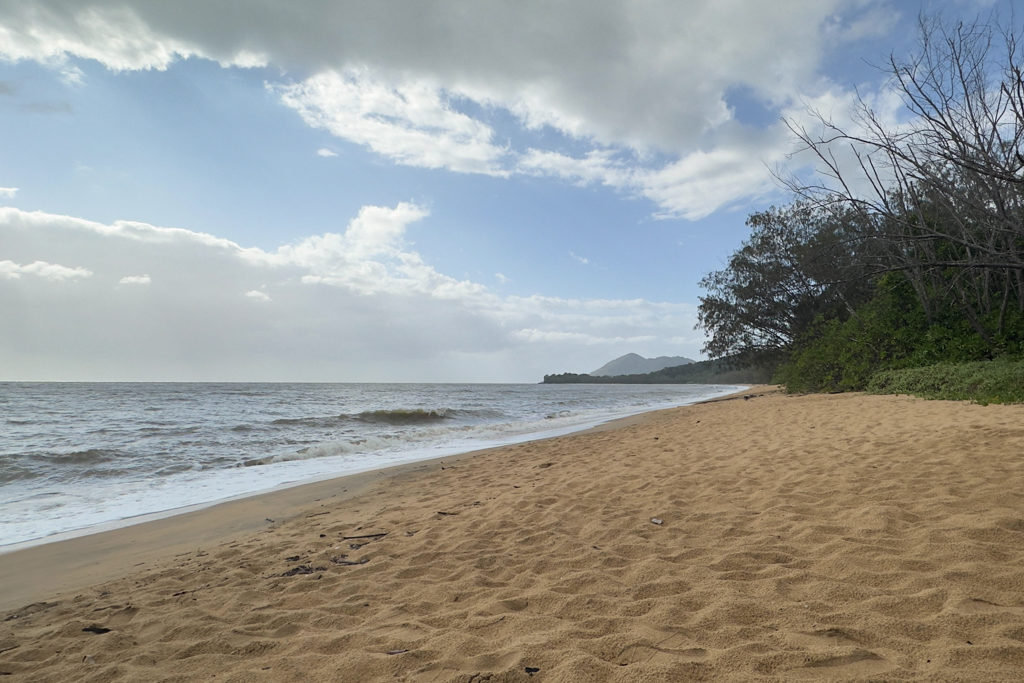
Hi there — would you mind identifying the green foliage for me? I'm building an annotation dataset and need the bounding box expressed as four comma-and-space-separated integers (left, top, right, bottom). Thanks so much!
773, 273, 1024, 393
867, 359, 1024, 404
774, 275, 926, 392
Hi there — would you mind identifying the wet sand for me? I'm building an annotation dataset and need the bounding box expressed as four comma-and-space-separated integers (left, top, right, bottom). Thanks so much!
3, 387, 1024, 681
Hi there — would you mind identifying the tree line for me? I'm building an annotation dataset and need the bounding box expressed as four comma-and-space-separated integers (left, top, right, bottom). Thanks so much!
698, 14, 1024, 391
542, 357, 772, 385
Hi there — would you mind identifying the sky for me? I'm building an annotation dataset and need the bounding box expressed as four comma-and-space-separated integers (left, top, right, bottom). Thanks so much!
0, 0, 1005, 382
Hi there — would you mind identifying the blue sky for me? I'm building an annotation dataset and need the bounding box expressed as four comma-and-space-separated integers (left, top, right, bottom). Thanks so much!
0, 0, 1003, 381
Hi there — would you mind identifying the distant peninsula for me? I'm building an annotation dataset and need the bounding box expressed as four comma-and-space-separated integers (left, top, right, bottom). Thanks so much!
543, 353, 772, 385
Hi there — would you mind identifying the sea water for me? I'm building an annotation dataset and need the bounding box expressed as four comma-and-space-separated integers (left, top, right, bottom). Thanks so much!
0, 382, 743, 548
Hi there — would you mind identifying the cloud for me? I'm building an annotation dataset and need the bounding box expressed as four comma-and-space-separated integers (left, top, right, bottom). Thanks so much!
275, 69, 511, 176
315, 147, 337, 157
245, 289, 270, 301
0, 3, 241, 71
511, 329, 655, 346
638, 142, 782, 220
569, 252, 589, 265
517, 149, 633, 189
0, 0, 891, 219
0, 259, 92, 281
0, 187, 18, 198
0, 205, 704, 381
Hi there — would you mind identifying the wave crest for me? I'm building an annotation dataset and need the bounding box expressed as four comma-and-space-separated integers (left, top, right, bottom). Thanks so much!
354, 408, 453, 425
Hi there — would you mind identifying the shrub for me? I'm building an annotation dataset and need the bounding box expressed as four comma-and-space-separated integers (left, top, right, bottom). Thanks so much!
867, 359, 1024, 404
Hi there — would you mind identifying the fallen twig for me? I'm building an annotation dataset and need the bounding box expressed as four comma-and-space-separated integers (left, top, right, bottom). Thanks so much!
341, 532, 388, 540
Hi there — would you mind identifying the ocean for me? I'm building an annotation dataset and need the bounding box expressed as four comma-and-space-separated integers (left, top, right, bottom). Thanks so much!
0, 382, 743, 549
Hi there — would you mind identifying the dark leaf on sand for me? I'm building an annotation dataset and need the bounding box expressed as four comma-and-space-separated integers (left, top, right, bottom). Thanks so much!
82, 625, 111, 634
280, 565, 326, 576
525, 666, 540, 675
386, 649, 409, 655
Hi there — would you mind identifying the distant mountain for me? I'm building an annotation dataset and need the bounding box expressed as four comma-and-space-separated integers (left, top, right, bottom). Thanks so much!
590, 353, 695, 377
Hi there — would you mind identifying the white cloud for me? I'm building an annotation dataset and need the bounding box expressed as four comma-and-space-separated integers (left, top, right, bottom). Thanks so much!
518, 149, 633, 189
638, 143, 782, 220
825, 5, 902, 43
275, 69, 511, 176
0, 0, 891, 219
0, 187, 18, 198
0, 259, 92, 281
569, 252, 589, 265
118, 274, 150, 285
0, 205, 704, 381
512, 329, 655, 346
315, 147, 337, 157
0, 5, 193, 71
0, 3, 260, 72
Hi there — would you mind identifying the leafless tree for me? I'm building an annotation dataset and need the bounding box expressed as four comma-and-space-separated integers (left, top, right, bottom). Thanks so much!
783, 13, 1024, 341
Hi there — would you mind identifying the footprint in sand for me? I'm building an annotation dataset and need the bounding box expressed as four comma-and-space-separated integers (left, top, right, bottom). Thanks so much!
611, 644, 707, 667
788, 648, 891, 678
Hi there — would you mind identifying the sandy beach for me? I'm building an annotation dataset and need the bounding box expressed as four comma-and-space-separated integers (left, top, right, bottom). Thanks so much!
3, 387, 1024, 681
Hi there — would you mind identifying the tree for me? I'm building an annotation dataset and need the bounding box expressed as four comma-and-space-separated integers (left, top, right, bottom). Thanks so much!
696, 202, 874, 362
783, 13, 1024, 345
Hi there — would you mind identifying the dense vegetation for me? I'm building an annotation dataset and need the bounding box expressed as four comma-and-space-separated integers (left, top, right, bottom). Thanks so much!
542, 357, 772, 385
696, 15, 1024, 402
868, 359, 1024, 404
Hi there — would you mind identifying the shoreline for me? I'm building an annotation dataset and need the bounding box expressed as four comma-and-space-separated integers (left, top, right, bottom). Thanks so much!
0, 385, 761, 612
0, 383, 748, 554
6, 386, 1023, 680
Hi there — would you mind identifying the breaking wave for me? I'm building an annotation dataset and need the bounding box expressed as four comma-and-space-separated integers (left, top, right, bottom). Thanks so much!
268, 407, 501, 429
34, 448, 123, 466
353, 408, 454, 425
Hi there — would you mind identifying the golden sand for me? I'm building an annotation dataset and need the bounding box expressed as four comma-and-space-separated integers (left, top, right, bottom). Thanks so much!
3, 387, 1024, 681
